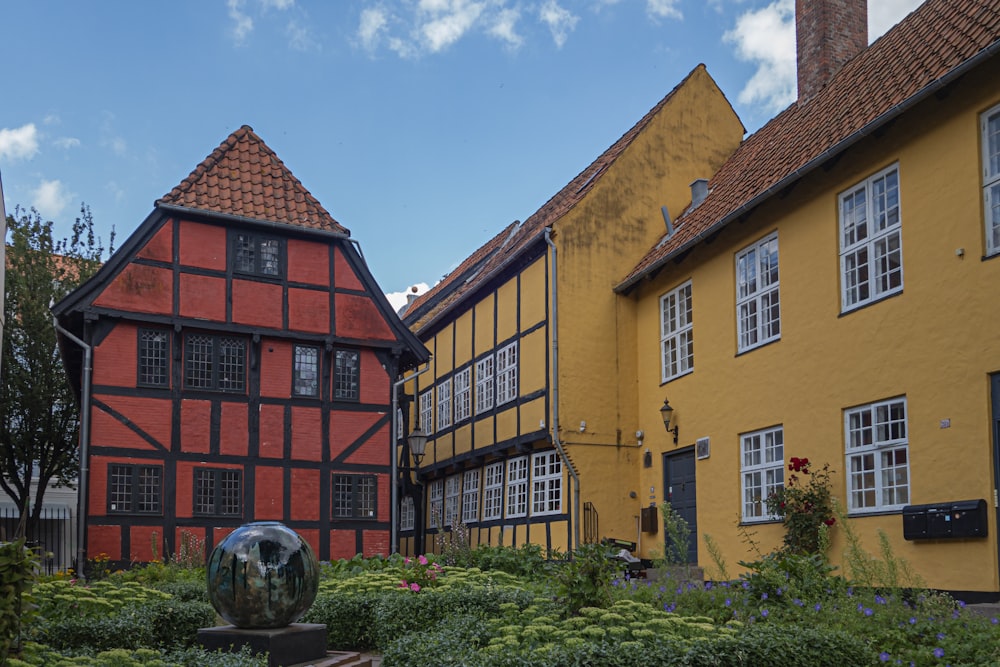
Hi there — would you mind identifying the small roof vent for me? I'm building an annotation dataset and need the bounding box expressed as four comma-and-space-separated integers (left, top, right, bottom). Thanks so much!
690, 178, 709, 209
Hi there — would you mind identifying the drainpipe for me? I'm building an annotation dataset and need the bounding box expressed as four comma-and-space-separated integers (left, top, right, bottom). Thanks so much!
391, 365, 428, 554
53, 319, 91, 581
544, 228, 581, 552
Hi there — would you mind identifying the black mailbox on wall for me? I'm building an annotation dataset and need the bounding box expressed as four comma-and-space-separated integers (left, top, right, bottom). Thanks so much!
641, 505, 659, 534
902, 499, 988, 540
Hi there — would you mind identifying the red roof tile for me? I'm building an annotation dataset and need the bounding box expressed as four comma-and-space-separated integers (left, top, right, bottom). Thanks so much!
157, 125, 348, 235
406, 65, 720, 332
619, 0, 1000, 291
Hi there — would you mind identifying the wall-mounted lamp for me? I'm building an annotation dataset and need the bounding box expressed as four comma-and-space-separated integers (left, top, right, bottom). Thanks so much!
660, 399, 678, 444
408, 425, 428, 467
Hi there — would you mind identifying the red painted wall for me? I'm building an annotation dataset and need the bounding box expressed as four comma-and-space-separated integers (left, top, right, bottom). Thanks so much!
335, 293, 394, 341
259, 404, 285, 459
291, 407, 322, 462
333, 247, 364, 291
94, 264, 173, 315
178, 221, 226, 271
93, 324, 140, 387
288, 287, 330, 333
220, 403, 249, 456
91, 396, 172, 450
330, 529, 358, 560
260, 340, 293, 399
254, 466, 284, 520
136, 220, 173, 263
290, 468, 321, 521
288, 238, 329, 285
88, 525, 122, 560
328, 411, 382, 461
181, 400, 212, 454
179, 274, 226, 320
232, 279, 283, 328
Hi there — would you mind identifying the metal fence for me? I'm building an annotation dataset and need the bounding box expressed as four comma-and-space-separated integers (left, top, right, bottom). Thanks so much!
0, 505, 76, 575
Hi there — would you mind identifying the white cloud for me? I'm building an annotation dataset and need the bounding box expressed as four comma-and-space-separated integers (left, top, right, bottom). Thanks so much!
723, 0, 796, 113
869, 0, 925, 41
486, 7, 522, 49
385, 282, 430, 313
358, 7, 390, 51
646, 0, 681, 20
419, 0, 486, 53
106, 180, 126, 203
286, 19, 318, 51
261, 0, 294, 9
228, 0, 254, 44
31, 179, 73, 218
0, 124, 40, 161
539, 0, 579, 48
53, 137, 81, 150
43, 114, 61, 126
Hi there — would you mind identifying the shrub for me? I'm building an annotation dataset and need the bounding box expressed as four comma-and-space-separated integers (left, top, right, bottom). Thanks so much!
301, 593, 377, 650
682, 623, 870, 666
0, 538, 39, 663
554, 543, 618, 612
765, 457, 836, 555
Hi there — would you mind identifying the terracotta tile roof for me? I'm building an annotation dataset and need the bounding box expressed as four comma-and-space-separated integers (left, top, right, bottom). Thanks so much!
405, 65, 715, 333
157, 125, 348, 235
618, 0, 1000, 291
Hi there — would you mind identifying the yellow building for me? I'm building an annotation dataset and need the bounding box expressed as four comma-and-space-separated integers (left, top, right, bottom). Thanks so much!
618, 0, 1000, 597
399, 65, 745, 556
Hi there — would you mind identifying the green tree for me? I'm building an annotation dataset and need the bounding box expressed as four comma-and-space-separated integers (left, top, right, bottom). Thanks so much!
0, 205, 112, 545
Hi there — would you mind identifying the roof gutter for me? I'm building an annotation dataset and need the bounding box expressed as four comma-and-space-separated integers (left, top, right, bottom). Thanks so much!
616, 38, 1000, 294
155, 203, 351, 240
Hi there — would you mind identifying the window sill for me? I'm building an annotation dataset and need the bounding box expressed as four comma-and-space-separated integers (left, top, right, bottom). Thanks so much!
735, 336, 781, 358
838, 289, 902, 317
845, 508, 904, 518
739, 518, 782, 527
660, 368, 693, 386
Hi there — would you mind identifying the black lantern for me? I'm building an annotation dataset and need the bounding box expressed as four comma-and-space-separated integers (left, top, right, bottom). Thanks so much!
660, 399, 678, 444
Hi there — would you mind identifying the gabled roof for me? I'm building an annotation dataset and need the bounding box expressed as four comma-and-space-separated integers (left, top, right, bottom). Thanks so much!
157, 125, 349, 235
618, 0, 1000, 292
405, 65, 723, 333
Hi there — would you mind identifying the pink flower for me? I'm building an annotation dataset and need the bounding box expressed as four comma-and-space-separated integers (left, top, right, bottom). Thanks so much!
418, 555, 428, 565
409, 583, 421, 592
404, 557, 412, 564
400, 580, 409, 588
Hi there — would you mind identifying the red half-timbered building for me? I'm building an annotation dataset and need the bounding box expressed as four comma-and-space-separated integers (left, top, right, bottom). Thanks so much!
53, 126, 428, 567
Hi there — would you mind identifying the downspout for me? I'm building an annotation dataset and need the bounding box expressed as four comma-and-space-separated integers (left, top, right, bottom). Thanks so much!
391, 365, 428, 554
53, 319, 91, 581
544, 228, 581, 552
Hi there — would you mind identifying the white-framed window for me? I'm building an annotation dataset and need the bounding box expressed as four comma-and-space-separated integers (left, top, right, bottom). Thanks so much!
437, 379, 453, 430
505, 456, 529, 518
660, 281, 693, 382
531, 451, 562, 516
845, 397, 910, 513
444, 475, 461, 527
483, 461, 504, 521
839, 164, 902, 311
736, 234, 780, 353
419, 389, 434, 434
400, 495, 415, 532
461, 469, 480, 524
740, 426, 784, 522
428, 479, 443, 529
454, 367, 471, 422
983, 103, 1000, 256
475, 356, 494, 414
496, 342, 518, 405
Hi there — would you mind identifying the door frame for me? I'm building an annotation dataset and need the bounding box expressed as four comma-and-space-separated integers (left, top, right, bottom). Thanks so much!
663, 445, 698, 564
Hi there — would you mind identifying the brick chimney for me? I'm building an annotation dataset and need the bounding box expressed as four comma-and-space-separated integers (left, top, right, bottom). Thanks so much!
796, 0, 868, 102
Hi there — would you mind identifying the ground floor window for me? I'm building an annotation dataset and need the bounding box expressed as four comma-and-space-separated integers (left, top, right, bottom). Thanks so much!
194, 468, 242, 516
332, 474, 377, 519
740, 426, 783, 522
108, 464, 162, 515
845, 397, 909, 513
531, 451, 562, 515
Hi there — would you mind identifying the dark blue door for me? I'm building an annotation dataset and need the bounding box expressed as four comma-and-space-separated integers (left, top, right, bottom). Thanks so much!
991, 375, 1000, 574
663, 447, 698, 563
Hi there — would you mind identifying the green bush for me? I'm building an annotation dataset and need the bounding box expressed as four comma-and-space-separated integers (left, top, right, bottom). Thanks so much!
9, 641, 267, 666
36, 598, 214, 651
682, 623, 870, 667
0, 539, 39, 664
553, 543, 618, 612
301, 593, 377, 650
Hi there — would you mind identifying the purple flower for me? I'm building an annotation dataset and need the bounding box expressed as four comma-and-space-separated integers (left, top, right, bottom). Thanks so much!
864, 608, 874, 617
958, 600, 966, 608
847, 587, 854, 596
742, 581, 750, 589
664, 602, 676, 613
909, 617, 917, 625
705, 581, 713, 590
933, 648, 945, 659
761, 609, 769, 618
814, 603, 822, 612
875, 595, 886, 604
776, 587, 783, 596
725, 598, 732, 607
793, 598, 803, 607
936, 633, 945, 640
761, 592, 768, 600
991, 617, 998, 625
879, 652, 891, 662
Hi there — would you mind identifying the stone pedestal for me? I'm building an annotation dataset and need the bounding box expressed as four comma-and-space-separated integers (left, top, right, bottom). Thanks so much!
198, 622, 328, 667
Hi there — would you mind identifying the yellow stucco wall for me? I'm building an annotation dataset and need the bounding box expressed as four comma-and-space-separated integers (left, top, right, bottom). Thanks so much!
630, 63, 1000, 593
554, 65, 745, 549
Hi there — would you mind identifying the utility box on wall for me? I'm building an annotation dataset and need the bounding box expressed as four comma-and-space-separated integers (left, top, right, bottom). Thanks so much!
641, 505, 658, 533
902, 499, 988, 540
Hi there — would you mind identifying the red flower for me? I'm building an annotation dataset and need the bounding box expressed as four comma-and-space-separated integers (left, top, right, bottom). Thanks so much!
824, 517, 836, 526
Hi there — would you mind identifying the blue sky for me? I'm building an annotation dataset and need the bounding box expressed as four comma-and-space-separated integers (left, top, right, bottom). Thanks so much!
0, 0, 923, 309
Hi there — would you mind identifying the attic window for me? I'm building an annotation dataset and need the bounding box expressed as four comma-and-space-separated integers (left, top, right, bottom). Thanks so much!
232, 231, 282, 277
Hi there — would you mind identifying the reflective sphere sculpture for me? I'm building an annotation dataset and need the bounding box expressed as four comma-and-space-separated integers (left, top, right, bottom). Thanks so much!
207, 522, 319, 628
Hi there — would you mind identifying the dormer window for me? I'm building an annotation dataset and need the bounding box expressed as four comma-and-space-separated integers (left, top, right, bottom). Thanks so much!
232, 231, 282, 277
